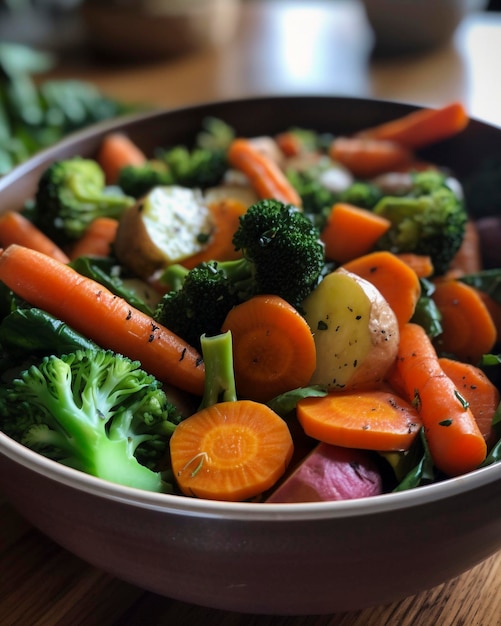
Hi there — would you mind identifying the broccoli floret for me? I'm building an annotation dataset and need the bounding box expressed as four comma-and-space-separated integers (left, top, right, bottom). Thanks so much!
117, 160, 173, 198
155, 262, 241, 351
33, 157, 135, 244
286, 166, 337, 226
287, 161, 383, 229
116, 117, 234, 197
373, 170, 468, 276
158, 145, 228, 189
155, 199, 325, 349
339, 181, 383, 210
0, 348, 183, 492
229, 199, 325, 307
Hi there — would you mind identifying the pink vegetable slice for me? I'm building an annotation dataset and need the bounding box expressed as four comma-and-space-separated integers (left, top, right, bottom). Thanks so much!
267, 442, 383, 503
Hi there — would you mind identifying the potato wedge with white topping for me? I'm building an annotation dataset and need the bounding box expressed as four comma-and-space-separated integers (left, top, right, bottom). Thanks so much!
114, 185, 213, 279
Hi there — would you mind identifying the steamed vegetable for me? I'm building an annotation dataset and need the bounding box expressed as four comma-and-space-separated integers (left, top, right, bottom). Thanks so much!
114, 185, 213, 279
0, 348, 182, 491
169, 332, 294, 501
32, 157, 135, 245
0, 244, 205, 395
227, 137, 302, 206
154, 199, 326, 347
373, 170, 468, 276
355, 101, 469, 149
342, 250, 422, 327
302, 268, 399, 390
221, 294, 317, 403
267, 443, 383, 503
395, 322, 487, 477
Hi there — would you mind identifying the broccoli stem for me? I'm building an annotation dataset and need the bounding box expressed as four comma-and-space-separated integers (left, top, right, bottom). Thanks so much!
199, 331, 237, 410
79, 437, 168, 492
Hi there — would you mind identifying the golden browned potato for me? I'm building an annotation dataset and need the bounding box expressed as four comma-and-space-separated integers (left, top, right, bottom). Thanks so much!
302, 268, 399, 390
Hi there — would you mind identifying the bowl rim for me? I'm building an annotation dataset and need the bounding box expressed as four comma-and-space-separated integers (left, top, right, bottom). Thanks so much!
2, 429, 499, 521
0, 94, 500, 522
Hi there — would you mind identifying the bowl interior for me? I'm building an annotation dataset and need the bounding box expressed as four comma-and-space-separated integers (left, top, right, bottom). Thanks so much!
1, 95, 500, 510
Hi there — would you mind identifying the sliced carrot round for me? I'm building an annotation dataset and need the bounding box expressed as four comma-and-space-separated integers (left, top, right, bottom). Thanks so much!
170, 400, 294, 501
222, 294, 316, 402
297, 390, 422, 452
432, 279, 497, 364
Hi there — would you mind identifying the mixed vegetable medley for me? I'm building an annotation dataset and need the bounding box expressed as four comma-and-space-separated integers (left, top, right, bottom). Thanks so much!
0, 101, 500, 503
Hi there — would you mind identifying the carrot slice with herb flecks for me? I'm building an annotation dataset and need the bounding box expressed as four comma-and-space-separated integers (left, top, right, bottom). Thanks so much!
296, 389, 422, 452
0, 244, 204, 395
395, 322, 487, 476
439, 357, 499, 449
432, 279, 497, 364
170, 399, 294, 501
221, 294, 316, 403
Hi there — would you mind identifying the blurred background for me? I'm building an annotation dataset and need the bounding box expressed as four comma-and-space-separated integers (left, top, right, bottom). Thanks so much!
1, 0, 500, 175
0, 0, 499, 57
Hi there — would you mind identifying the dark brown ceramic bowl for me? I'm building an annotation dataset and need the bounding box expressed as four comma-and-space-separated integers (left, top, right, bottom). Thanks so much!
0, 96, 500, 616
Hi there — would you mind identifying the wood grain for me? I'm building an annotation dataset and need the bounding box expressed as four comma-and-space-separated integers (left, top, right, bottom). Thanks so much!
1, 493, 499, 625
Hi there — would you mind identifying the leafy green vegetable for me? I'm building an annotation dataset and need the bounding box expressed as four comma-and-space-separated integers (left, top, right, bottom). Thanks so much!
0, 43, 139, 176
459, 269, 501, 304
70, 256, 155, 317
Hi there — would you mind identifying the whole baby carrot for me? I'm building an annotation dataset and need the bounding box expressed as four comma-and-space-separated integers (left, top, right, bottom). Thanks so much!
0, 210, 70, 263
0, 244, 205, 395
227, 137, 302, 206
396, 322, 487, 476
356, 102, 469, 150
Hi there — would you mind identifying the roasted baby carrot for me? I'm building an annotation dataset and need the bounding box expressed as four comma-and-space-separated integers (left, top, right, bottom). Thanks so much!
328, 136, 413, 179
227, 137, 302, 206
320, 202, 391, 264
356, 102, 469, 150
69, 217, 119, 260
297, 389, 422, 452
0, 244, 204, 395
342, 250, 421, 327
432, 279, 497, 364
169, 399, 294, 501
97, 132, 147, 184
221, 294, 316, 403
0, 210, 70, 263
396, 322, 487, 476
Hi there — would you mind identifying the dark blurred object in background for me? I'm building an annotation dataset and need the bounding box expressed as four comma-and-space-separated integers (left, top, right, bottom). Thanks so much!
0, 0, 85, 52
360, 0, 489, 56
80, 0, 242, 62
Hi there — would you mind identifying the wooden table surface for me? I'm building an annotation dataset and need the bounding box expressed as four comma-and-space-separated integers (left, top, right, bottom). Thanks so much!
1, 1, 500, 624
